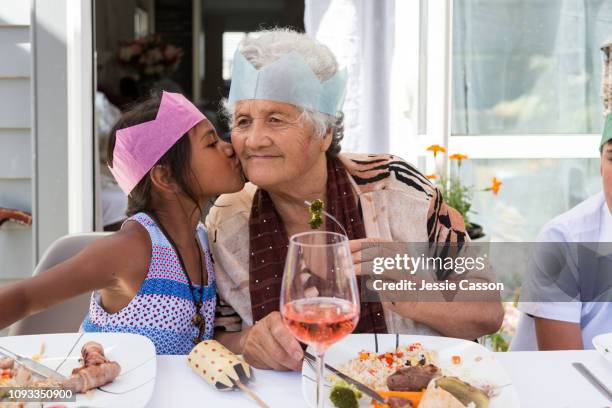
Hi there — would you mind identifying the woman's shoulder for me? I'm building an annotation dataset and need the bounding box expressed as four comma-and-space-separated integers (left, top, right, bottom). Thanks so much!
205, 183, 257, 231
338, 152, 436, 200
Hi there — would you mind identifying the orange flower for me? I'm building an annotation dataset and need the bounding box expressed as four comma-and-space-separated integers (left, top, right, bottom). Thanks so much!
490, 177, 502, 195
426, 174, 437, 181
449, 153, 468, 161
426, 144, 446, 157
449, 153, 468, 168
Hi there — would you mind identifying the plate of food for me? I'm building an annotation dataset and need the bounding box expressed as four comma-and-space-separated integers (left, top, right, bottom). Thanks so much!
0, 332, 156, 407
592, 332, 612, 364
302, 334, 519, 408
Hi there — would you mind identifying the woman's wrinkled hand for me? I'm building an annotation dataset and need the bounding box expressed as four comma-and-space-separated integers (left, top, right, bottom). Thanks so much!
240, 311, 304, 371
348, 237, 392, 275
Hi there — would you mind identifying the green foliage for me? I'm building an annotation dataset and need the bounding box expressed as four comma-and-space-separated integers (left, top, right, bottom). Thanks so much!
484, 331, 510, 352
438, 176, 474, 229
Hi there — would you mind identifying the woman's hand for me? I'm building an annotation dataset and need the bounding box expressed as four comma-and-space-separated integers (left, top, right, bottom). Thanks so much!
348, 237, 504, 339
239, 311, 304, 371
348, 237, 390, 275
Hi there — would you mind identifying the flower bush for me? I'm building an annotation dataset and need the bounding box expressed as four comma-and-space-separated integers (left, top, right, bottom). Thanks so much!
117, 35, 184, 83
426, 144, 501, 232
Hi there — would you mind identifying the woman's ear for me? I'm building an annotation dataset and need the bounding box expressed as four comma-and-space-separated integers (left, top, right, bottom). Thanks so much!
150, 165, 178, 194
321, 128, 333, 152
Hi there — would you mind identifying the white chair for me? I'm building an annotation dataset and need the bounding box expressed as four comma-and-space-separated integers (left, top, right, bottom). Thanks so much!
8, 232, 111, 336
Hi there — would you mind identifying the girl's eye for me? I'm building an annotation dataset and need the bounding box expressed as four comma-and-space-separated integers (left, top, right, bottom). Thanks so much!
206, 140, 218, 148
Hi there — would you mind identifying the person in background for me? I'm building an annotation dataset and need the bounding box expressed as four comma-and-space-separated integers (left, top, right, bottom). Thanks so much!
514, 113, 612, 350
96, 89, 127, 231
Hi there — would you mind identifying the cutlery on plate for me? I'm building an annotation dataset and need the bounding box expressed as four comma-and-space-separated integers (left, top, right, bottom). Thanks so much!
0, 345, 66, 382
572, 362, 612, 402
303, 350, 385, 403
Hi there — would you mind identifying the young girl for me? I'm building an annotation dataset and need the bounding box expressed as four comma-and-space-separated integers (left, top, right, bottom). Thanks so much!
0, 91, 244, 354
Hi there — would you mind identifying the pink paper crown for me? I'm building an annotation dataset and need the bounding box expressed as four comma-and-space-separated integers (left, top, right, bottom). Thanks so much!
109, 91, 206, 195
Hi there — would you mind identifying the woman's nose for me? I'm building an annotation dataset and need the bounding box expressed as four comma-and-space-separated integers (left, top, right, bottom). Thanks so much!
243, 120, 272, 149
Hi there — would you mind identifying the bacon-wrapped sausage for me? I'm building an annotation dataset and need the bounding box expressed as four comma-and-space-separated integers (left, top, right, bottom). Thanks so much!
61, 341, 121, 393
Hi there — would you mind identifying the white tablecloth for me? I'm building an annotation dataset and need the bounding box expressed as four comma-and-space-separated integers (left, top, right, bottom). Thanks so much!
148, 350, 612, 408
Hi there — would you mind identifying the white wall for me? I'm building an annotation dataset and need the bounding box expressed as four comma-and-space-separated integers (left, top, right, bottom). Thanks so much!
0, 0, 94, 284
0, 0, 34, 283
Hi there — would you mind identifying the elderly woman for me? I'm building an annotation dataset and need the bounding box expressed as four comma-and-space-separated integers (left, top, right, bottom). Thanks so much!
208, 29, 503, 370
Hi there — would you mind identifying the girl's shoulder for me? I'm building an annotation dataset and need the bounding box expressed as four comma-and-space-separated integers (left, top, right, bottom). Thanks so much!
84, 220, 151, 275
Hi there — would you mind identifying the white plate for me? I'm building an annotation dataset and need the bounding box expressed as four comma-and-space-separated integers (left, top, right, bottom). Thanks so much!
0, 332, 156, 407
592, 332, 612, 364
302, 334, 519, 407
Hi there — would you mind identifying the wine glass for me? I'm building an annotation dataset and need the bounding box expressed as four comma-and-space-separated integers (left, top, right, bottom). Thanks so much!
280, 231, 360, 408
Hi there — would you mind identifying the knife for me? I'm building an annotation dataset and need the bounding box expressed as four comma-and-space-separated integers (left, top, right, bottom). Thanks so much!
572, 362, 612, 402
304, 351, 385, 403
0, 345, 67, 382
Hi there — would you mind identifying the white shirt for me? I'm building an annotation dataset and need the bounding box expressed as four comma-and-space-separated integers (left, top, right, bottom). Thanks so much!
512, 191, 612, 350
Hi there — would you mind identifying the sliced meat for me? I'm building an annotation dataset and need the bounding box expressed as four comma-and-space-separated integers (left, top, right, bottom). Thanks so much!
387, 396, 414, 408
12, 365, 32, 387
0, 357, 14, 370
387, 364, 441, 391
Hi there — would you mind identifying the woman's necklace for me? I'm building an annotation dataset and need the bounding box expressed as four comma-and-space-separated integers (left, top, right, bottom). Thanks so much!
147, 211, 206, 344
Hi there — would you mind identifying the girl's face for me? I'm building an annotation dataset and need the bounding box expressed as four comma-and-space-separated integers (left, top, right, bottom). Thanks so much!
187, 120, 244, 197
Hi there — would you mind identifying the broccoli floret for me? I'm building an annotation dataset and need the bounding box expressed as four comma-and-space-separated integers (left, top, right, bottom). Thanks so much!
329, 379, 362, 408
308, 199, 324, 229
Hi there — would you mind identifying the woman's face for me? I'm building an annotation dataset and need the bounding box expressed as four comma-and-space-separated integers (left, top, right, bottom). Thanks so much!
187, 119, 244, 197
230, 99, 329, 189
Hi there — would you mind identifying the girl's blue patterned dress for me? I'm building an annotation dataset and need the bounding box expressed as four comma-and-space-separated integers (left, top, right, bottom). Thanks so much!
81, 212, 216, 354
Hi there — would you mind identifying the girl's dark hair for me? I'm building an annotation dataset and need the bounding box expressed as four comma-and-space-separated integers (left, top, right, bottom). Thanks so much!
107, 92, 201, 216
326, 112, 344, 158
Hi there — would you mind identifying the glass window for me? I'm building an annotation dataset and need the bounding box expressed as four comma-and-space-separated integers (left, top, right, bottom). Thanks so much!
460, 158, 601, 240
222, 32, 248, 80
452, 0, 612, 135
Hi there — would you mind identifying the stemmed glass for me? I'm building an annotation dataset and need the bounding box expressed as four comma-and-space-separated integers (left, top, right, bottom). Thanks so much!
280, 231, 360, 408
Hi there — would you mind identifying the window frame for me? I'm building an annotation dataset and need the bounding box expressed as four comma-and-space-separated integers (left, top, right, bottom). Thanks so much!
423, 0, 601, 164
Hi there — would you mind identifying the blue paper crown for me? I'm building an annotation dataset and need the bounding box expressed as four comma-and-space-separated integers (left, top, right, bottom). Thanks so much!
227, 50, 347, 116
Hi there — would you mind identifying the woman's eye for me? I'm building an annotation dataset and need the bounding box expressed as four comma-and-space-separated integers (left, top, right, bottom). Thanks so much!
236, 118, 250, 127
206, 140, 218, 148
269, 116, 284, 124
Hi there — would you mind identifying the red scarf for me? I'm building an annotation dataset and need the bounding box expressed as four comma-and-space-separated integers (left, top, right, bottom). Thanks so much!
248, 156, 387, 333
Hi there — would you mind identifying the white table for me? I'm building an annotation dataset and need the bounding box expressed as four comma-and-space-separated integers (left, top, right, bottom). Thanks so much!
148, 350, 612, 408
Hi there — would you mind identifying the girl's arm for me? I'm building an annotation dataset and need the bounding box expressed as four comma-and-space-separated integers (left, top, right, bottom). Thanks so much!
0, 223, 150, 330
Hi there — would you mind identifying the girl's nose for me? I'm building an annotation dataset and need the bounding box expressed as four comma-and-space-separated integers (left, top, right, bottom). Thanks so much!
220, 140, 235, 157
